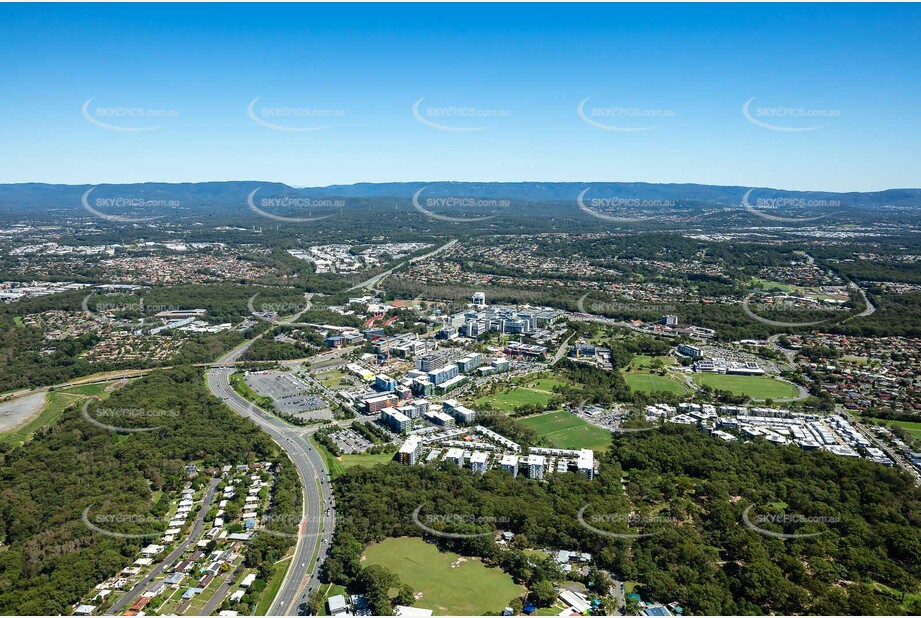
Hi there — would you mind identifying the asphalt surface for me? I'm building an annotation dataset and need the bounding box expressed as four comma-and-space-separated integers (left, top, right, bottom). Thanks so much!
106, 478, 220, 615
207, 339, 336, 616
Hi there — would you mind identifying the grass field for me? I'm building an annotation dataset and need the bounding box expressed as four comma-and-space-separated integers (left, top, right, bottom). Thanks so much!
519, 411, 612, 451
316, 370, 350, 389
230, 372, 275, 408
339, 451, 396, 469
474, 387, 555, 412
60, 383, 110, 397
362, 537, 524, 615
629, 355, 675, 369
692, 373, 798, 400
319, 583, 347, 616
624, 372, 687, 395
869, 418, 921, 440
255, 558, 291, 615
309, 435, 347, 479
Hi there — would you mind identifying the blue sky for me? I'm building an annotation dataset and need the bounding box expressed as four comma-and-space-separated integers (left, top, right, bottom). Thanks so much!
0, 3, 918, 191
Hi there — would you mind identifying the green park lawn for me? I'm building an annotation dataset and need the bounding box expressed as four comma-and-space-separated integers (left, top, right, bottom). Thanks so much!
474, 387, 555, 412
629, 355, 675, 369
339, 451, 396, 469
692, 373, 798, 400
624, 372, 687, 395
362, 537, 524, 615
869, 418, 921, 440
519, 411, 612, 451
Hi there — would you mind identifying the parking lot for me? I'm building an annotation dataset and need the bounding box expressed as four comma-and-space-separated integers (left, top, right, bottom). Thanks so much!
330, 427, 372, 454
245, 370, 334, 420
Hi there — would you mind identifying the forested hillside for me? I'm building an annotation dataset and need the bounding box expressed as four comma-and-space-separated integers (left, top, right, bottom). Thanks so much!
326, 425, 921, 615
0, 368, 299, 615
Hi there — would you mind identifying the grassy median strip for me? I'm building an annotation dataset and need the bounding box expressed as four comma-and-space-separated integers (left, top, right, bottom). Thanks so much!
255, 557, 292, 616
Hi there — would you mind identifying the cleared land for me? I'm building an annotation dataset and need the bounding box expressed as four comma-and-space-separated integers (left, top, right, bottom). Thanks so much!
0, 392, 85, 448
692, 373, 798, 400
0, 392, 47, 433
362, 537, 524, 615
339, 451, 396, 469
519, 411, 611, 451
624, 372, 687, 395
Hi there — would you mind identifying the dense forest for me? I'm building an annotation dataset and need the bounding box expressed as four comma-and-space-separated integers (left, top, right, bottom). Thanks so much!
324, 425, 921, 615
0, 368, 299, 615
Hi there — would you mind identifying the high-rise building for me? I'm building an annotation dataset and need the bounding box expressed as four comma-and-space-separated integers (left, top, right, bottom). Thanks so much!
500, 454, 519, 478
398, 435, 422, 465
470, 451, 488, 475
525, 454, 546, 479
472, 292, 486, 307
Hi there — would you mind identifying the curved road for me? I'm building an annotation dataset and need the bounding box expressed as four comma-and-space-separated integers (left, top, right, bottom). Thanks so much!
207, 338, 334, 616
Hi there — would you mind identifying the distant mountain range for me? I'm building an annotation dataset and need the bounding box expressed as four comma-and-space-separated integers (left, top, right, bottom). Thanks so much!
0, 181, 919, 216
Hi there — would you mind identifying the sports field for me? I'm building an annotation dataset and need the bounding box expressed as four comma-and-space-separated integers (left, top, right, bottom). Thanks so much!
474, 387, 554, 412
362, 537, 524, 615
692, 374, 798, 399
475, 374, 568, 412
519, 411, 612, 451
624, 372, 687, 395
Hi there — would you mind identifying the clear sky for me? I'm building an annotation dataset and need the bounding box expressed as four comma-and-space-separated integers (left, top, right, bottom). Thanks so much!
1, 3, 918, 192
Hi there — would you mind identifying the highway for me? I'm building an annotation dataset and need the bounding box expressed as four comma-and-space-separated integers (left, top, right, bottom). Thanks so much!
207, 338, 335, 616
106, 478, 220, 615
346, 238, 458, 292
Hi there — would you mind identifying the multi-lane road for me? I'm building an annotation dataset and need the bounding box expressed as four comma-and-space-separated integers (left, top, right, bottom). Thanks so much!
207, 339, 337, 615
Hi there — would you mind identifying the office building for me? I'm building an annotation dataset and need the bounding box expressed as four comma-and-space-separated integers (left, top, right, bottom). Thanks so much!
375, 374, 398, 392
381, 407, 411, 432
364, 393, 398, 414
428, 364, 459, 385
